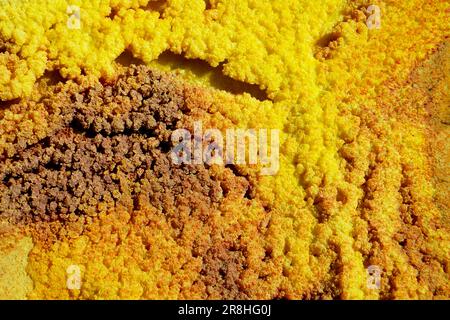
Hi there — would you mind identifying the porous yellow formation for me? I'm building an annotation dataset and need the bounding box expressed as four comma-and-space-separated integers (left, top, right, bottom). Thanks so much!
0, 0, 449, 299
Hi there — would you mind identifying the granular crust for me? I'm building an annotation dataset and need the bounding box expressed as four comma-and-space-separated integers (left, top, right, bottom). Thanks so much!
0, 65, 279, 299
1, 66, 186, 223
0, 1, 449, 297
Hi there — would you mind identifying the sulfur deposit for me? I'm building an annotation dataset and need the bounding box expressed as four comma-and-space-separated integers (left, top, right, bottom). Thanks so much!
0, 0, 449, 299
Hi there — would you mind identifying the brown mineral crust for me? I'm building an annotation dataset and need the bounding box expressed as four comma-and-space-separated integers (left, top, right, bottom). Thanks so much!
200, 240, 248, 299
0, 65, 235, 226
0, 65, 279, 299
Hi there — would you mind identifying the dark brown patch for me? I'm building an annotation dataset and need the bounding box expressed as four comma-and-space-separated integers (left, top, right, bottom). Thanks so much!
0, 65, 279, 300
0, 65, 239, 227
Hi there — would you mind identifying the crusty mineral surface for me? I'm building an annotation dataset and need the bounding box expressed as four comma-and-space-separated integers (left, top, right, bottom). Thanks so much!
0, 0, 448, 300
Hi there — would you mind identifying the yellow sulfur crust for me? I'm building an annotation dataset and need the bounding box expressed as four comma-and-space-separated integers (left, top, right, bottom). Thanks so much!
0, 0, 449, 299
